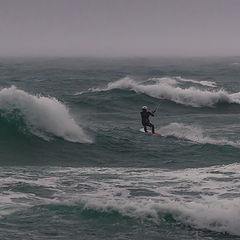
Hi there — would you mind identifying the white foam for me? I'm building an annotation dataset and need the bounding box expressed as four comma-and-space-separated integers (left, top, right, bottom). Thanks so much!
0, 86, 92, 143
1, 165, 240, 236
89, 76, 240, 107
151, 76, 216, 88
169, 198, 240, 236
105, 76, 136, 91
158, 123, 240, 147
231, 62, 240, 66
70, 165, 240, 236
175, 76, 217, 88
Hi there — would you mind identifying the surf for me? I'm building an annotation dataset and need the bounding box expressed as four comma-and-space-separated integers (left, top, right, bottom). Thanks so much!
40, 165, 240, 237
84, 76, 240, 108
157, 122, 240, 147
0, 86, 92, 143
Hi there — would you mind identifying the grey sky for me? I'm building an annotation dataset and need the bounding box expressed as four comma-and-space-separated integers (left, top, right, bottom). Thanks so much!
1, 0, 240, 57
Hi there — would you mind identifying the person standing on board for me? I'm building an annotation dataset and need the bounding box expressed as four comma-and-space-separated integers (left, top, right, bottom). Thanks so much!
140, 106, 155, 134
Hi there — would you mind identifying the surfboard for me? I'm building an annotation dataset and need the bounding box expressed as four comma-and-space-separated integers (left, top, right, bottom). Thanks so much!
139, 128, 159, 135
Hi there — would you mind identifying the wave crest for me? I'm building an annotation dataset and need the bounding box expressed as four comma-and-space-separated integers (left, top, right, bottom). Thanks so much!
87, 76, 240, 107
0, 86, 92, 143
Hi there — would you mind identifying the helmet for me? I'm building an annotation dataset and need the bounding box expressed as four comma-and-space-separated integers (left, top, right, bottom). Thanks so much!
142, 106, 147, 110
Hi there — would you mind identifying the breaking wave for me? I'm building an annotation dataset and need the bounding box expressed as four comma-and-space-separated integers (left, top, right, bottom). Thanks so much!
0, 86, 92, 143
174, 76, 217, 87
158, 123, 240, 147
83, 76, 240, 107
1, 165, 240, 236
68, 165, 240, 236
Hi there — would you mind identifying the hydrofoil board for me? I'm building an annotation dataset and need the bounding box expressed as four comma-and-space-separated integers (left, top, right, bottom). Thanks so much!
139, 128, 159, 135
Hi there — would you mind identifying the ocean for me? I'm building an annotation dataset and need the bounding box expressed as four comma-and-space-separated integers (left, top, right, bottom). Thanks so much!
0, 57, 240, 239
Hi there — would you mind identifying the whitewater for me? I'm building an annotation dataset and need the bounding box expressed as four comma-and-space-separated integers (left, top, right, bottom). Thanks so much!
0, 86, 92, 143
82, 76, 240, 107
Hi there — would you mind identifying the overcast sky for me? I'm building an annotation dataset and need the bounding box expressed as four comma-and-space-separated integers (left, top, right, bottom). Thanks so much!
1, 0, 240, 57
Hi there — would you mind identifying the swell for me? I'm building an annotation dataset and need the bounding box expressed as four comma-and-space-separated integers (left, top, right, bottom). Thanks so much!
78, 76, 240, 108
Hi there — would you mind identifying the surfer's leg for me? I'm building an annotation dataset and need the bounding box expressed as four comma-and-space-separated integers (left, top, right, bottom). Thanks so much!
152, 124, 155, 134
148, 123, 155, 134
143, 125, 148, 132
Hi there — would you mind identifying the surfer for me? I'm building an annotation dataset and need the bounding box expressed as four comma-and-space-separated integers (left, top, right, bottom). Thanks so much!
140, 106, 155, 133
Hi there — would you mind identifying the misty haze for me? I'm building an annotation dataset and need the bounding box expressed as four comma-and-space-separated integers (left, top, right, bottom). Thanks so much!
1, 0, 240, 57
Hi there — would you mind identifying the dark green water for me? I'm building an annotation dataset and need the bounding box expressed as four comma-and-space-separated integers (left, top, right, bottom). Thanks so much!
0, 57, 240, 239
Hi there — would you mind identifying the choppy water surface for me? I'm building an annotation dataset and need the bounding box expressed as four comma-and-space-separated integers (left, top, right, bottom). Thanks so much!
0, 57, 240, 239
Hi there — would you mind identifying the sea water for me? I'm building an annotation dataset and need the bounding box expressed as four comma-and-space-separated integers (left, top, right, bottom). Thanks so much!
0, 57, 240, 239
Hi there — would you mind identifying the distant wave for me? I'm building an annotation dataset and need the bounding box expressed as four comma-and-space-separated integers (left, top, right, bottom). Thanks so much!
158, 123, 240, 147
230, 62, 240, 66
0, 86, 92, 143
150, 76, 217, 88
174, 76, 217, 87
82, 76, 240, 107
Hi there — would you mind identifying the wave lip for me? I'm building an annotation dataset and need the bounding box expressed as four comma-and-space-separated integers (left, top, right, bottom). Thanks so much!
0, 86, 92, 143
89, 76, 240, 107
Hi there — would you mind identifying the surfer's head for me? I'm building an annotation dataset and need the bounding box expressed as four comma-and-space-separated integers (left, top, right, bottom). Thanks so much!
142, 106, 147, 111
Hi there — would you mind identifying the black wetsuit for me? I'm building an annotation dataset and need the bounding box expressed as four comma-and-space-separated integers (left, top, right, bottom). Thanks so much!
140, 110, 155, 133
